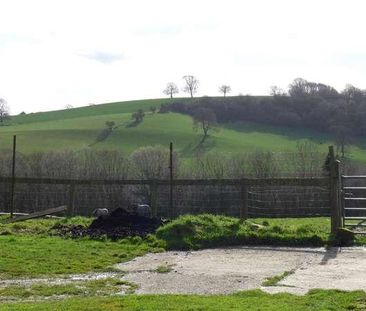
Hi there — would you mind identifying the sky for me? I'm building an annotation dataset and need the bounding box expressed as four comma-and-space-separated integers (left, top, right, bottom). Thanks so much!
1, 0, 366, 114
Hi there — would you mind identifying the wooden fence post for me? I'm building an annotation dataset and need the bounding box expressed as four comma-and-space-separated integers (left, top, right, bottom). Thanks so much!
240, 180, 248, 219
169, 142, 174, 218
10, 135, 16, 218
329, 146, 342, 235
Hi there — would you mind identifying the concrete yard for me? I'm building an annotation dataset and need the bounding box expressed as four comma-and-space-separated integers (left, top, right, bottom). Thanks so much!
116, 246, 366, 295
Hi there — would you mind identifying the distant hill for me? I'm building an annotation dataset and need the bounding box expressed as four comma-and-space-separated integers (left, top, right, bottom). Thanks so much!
1, 97, 366, 162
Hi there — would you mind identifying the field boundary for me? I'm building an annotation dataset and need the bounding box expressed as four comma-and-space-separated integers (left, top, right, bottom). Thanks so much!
0, 176, 330, 219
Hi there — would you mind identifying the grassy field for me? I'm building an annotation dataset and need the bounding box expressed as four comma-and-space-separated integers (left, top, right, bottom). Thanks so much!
1, 97, 366, 160
1, 289, 366, 311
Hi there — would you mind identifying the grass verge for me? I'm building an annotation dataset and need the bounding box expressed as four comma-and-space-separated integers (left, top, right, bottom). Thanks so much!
156, 214, 332, 250
1, 289, 366, 311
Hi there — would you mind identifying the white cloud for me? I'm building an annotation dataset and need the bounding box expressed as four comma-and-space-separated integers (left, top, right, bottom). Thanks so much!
1, 0, 366, 113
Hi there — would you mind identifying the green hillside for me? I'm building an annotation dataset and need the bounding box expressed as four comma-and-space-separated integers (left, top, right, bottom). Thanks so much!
1, 98, 366, 161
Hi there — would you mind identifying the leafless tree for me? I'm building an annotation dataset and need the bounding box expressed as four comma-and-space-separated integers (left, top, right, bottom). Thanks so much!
183, 75, 199, 98
0, 98, 10, 124
192, 107, 218, 143
270, 85, 287, 96
219, 85, 231, 97
163, 82, 179, 98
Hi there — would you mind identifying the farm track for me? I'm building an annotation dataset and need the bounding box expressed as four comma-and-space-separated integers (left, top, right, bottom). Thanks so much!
116, 246, 366, 295
2, 246, 366, 302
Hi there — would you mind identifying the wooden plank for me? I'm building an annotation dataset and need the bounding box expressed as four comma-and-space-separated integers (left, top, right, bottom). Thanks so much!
344, 198, 366, 201
344, 217, 366, 220
342, 175, 366, 179
343, 187, 366, 190
2, 206, 67, 223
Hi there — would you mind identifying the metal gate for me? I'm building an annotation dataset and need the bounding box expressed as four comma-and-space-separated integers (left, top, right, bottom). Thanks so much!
342, 175, 366, 230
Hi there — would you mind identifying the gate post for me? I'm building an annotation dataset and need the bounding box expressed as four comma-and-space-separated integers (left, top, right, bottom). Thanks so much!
329, 146, 342, 235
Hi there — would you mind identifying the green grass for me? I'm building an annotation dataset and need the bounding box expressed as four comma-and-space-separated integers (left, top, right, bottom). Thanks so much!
1, 289, 366, 310
155, 265, 173, 274
2, 97, 366, 160
0, 216, 92, 236
0, 233, 164, 278
10, 99, 175, 125
262, 270, 295, 286
156, 214, 332, 250
0, 111, 335, 155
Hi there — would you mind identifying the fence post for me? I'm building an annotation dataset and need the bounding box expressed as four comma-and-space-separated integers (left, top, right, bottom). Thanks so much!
169, 142, 174, 218
329, 146, 341, 235
10, 135, 17, 217
150, 181, 158, 217
68, 183, 75, 217
240, 179, 248, 219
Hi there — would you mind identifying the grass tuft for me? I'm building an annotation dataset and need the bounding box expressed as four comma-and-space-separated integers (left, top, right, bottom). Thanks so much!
262, 270, 295, 286
155, 265, 172, 274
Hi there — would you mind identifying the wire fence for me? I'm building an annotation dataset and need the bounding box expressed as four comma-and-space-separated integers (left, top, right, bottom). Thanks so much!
0, 177, 330, 218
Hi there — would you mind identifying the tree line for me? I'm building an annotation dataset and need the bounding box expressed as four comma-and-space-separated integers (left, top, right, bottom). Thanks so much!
163, 75, 231, 98
161, 78, 366, 156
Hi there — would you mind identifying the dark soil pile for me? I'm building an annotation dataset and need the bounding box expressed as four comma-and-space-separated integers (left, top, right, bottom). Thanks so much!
52, 208, 167, 240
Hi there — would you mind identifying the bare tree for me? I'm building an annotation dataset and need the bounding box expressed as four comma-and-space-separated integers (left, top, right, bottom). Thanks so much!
219, 85, 231, 97
183, 75, 199, 98
270, 85, 287, 96
192, 107, 218, 143
0, 98, 10, 124
163, 82, 179, 98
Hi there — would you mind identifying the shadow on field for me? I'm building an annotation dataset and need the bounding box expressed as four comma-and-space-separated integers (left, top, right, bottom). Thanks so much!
223, 122, 329, 145
181, 136, 217, 156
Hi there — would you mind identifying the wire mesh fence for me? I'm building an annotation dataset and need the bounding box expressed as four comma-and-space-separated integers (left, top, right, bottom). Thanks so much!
0, 177, 330, 218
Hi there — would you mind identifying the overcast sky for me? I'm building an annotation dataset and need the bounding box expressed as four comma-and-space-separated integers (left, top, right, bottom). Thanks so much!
1, 0, 366, 114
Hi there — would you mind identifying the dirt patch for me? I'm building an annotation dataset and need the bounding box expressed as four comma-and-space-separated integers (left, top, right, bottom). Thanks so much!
52, 208, 166, 240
